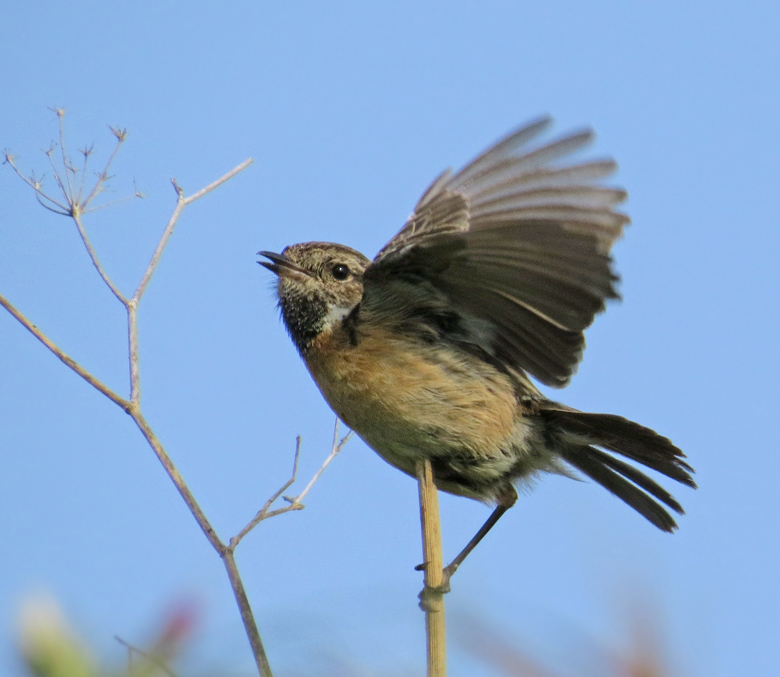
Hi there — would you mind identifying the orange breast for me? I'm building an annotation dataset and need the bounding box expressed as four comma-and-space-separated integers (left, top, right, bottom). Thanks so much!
303, 321, 520, 464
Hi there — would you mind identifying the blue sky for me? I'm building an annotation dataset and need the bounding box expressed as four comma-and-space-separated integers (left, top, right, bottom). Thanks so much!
1, 1, 778, 675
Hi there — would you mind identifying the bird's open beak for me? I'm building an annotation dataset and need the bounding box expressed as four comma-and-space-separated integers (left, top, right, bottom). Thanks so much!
257, 251, 312, 279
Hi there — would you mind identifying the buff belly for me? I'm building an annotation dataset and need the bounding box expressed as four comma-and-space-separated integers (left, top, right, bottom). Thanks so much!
303, 323, 546, 501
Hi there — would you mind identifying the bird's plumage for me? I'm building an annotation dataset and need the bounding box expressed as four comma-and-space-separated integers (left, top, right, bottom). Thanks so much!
259, 117, 695, 535
366, 116, 628, 387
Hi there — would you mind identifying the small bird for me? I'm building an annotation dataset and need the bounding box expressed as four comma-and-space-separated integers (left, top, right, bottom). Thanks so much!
259, 117, 695, 583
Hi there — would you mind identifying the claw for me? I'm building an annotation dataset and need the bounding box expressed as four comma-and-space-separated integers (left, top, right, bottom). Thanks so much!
417, 567, 453, 611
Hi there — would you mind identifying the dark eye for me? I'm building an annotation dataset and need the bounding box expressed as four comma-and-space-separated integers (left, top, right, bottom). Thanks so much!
331, 263, 350, 281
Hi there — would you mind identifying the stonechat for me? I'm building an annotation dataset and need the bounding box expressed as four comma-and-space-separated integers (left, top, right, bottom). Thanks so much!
259, 117, 695, 582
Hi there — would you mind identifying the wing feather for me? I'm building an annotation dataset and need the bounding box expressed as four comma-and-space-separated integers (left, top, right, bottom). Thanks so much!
365, 118, 628, 387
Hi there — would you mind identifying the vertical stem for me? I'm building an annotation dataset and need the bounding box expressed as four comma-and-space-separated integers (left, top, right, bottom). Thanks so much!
222, 550, 274, 677
417, 459, 447, 677
127, 301, 140, 406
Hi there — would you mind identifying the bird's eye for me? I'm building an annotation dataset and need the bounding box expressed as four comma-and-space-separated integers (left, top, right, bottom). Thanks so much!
331, 263, 350, 281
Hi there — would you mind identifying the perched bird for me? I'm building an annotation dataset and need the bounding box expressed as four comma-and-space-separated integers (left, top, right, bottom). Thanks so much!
259, 117, 695, 582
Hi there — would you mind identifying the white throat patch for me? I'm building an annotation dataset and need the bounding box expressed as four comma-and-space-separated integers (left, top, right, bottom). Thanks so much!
323, 304, 354, 328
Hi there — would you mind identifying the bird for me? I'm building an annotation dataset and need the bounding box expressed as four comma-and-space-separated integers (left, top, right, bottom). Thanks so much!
259, 116, 695, 585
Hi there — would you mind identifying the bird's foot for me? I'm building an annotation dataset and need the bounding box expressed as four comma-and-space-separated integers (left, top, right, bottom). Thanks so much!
415, 562, 456, 611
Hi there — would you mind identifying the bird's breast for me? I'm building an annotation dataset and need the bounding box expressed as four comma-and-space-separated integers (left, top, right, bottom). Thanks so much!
302, 320, 536, 493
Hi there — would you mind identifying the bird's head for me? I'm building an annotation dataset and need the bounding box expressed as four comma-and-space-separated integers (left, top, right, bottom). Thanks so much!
258, 242, 370, 352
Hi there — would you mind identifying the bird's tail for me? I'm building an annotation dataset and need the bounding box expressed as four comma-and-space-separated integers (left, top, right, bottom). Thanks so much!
539, 407, 696, 532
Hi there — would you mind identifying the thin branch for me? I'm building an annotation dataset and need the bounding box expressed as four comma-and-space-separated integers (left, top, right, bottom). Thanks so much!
82, 192, 141, 214
230, 422, 352, 549
287, 420, 352, 506
127, 159, 252, 405
114, 636, 178, 677
222, 551, 274, 677
72, 211, 128, 304
133, 196, 183, 302
3, 152, 71, 213
1, 153, 253, 558
55, 108, 75, 201
76, 144, 94, 204
0, 291, 130, 412
45, 144, 71, 206
182, 158, 254, 205
129, 410, 224, 553
80, 126, 127, 210
1, 140, 286, 676
128, 301, 141, 407
133, 158, 253, 302
0, 297, 224, 555
33, 189, 71, 216
230, 437, 302, 547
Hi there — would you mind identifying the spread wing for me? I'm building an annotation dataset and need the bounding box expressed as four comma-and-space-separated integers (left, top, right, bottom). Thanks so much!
362, 117, 629, 388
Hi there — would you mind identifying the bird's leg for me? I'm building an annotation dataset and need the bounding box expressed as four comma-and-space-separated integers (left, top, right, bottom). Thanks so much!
419, 487, 517, 595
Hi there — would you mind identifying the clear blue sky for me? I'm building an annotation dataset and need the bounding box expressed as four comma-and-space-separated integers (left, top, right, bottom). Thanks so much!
1, 1, 778, 675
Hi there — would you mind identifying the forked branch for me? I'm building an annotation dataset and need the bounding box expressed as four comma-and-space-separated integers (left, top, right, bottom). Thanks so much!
2, 113, 348, 677
231, 422, 353, 549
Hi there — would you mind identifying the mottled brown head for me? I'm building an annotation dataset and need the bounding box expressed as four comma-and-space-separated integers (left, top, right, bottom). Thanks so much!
259, 242, 371, 353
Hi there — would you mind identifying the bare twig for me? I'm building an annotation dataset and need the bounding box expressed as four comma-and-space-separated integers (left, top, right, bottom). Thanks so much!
2, 119, 335, 677
114, 636, 179, 677
80, 125, 127, 210
3, 152, 70, 213
286, 420, 353, 508
134, 158, 253, 304
230, 421, 353, 549
76, 144, 94, 205
0, 292, 224, 550
55, 108, 75, 201
33, 188, 71, 215
127, 158, 253, 408
72, 211, 128, 304
181, 158, 254, 205
417, 458, 447, 677
128, 410, 223, 552
0, 292, 131, 412
231, 437, 303, 547
45, 142, 70, 205
82, 192, 142, 213
222, 551, 274, 677
127, 301, 141, 407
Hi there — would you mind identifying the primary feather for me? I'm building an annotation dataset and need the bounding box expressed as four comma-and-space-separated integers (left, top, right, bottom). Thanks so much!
366, 117, 629, 387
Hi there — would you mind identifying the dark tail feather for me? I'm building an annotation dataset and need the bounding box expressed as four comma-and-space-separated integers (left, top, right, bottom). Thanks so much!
558, 445, 680, 532
541, 407, 696, 531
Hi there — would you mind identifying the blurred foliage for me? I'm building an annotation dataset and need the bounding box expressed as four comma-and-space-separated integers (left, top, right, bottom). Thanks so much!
18, 593, 673, 677
457, 610, 670, 677
18, 594, 191, 677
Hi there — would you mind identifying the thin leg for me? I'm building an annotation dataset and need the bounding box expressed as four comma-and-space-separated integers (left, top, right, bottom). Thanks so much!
419, 487, 517, 594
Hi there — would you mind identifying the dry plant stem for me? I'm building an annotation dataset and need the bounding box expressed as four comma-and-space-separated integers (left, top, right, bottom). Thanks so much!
231, 437, 303, 547
56, 110, 75, 201
127, 301, 141, 406
72, 211, 128, 304
222, 550, 273, 677
1, 270, 342, 677
4, 144, 345, 677
0, 292, 131, 412
134, 159, 253, 301
3, 153, 71, 214
80, 124, 127, 211
130, 410, 223, 551
0, 292, 223, 548
230, 423, 353, 548
2, 151, 291, 677
129, 158, 252, 405
114, 636, 178, 677
417, 458, 447, 677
